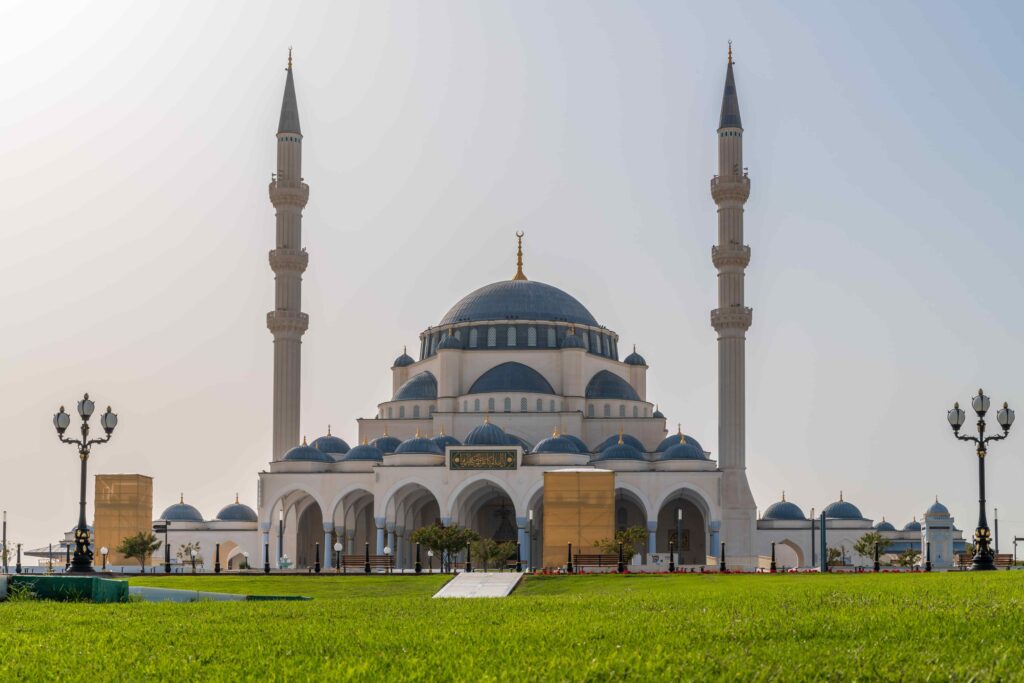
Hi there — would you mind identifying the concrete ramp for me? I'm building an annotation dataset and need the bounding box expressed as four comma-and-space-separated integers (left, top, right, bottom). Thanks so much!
433, 571, 523, 599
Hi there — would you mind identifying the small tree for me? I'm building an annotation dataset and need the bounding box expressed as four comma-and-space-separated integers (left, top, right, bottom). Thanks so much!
853, 532, 890, 563
595, 526, 649, 559
410, 522, 479, 572
897, 548, 921, 567
826, 546, 844, 567
117, 532, 162, 571
177, 542, 203, 567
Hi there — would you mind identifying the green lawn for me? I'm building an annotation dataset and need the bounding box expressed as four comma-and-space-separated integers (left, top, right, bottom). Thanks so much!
2, 572, 1023, 681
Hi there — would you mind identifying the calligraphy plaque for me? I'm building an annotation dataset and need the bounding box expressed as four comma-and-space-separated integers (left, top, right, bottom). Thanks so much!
449, 449, 518, 471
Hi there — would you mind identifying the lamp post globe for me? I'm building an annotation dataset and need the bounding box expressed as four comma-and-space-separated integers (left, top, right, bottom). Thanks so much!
947, 403, 966, 431
100, 546, 109, 571
334, 542, 343, 572
77, 394, 95, 420
972, 390, 991, 417
53, 408, 71, 435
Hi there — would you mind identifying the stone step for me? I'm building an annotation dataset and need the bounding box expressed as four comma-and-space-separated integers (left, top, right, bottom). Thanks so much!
433, 571, 524, 599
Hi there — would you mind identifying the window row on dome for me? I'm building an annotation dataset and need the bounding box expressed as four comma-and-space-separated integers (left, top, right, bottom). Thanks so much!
419, 324, 618, 360
382, 403, 436, 419
461, 396, 563, 413
587, 403, 653, 419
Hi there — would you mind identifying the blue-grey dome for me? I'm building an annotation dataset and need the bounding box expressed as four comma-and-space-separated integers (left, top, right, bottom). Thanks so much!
823, 498, 864, 520
393, 350, 414, 367
560, 331, 586, 349
590, 441, 645, 463
371, 435, 402, 454
561, 434, 589, 453
432, 434, 461, 450
655, 432, 705, 453
903, 519, 922, 532
657, 442, 707, 461
762, 499, 805, 521
533, 433, 580, 454
594, 433, 647, 453
394, 435, 444, 455
875, 519, 896, 532
216, 501, 258, 522
439, 280, 599, 327
394, 371, 437, 401
464, 422, 508, 446
437, 333, 463, 350
468, 362, 554, 395
624, 347, 647, 366
310, 433, 350, 456
653, 407, 665, 419
586, 370, 641, 401
283, 443, 333, 463
160, 501, 204, 523
341, 443, 385, 462
926, 499, 949, 516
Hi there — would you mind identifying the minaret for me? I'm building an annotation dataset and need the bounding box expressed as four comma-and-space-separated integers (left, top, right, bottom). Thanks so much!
710, 43, 757, 563
267, 49, 309, 461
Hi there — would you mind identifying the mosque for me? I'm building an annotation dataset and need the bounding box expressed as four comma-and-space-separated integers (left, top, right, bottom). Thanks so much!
153, 50, 964, 572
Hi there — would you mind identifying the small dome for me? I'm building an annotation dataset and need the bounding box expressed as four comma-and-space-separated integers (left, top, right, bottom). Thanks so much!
432, 433, 461, 450
655, 430, 704, 453
533, 432, 580, 454
762, 496, 805, 521
160, 498, 204, 523
437, 332, 463, 350
371, 435, 402, 454
874, 519, 896, 532
216, 498, 258, 522
594, 433, 647, 453
341, 443, 385, 462
310, 430, 350, 457
392, 348, 415, 367
903, 518, 922, 532
283, 441, 333, 463
464, 421, 508, 446
585, 370, 641, 401
822, 495, 864, 520
468, 362, 555, 395
926, 498, 949, 516
657, 442, 707, 462
590, 440, 645, 463
624, 346, 647, 366
394, 433, 443, 455
653, 406, 665, 419
560, 330, 586, 349
561, 434, 589, 453
394, 371, 437, 401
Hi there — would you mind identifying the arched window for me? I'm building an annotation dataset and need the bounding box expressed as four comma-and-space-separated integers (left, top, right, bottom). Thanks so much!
388, 407, 393, 418
582, 333, 590, 351
550, 399, 556, 412
536, 399, 543, 412
419, 338, 426, 358
504, 397, 512, 412
488, 398, 495, 412
594, 334, 602, 355
430, 335, 439, 354
413, 405, 420, 418
507, 327, 517, 347
588, 404, 595, 417
469, 328, 478, 348
463, 400, 468, 412
632, 406, 638, 418
520, 397, 528, 412
428, 405, 435, 416
487, 327, 497, 347
547, 328, 556, 348
399, 406, 406, 418
527, 327, 537, 347
474, 398, 481, 412
618, 404, 625, 418
603, 404, 611, 417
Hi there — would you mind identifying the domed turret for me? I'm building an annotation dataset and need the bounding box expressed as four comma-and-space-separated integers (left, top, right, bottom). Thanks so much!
926, 497, 949, 516
160, 494, 204, 523
216, 495, 258, 522
624, 345, 647, 366
874, 517, 896, 532
903, 517, 922, 532
590, 435, 645, 464
655, 428, 704, 454
394, 430, 444, 455
432, 429, 461, 451
310, 426, 350, 458
533, 429, 581, 455
593, 433, 647, 453
392, 347, 414, 367
761, 493, 805, 521
340, 441, 385, 463
652, 405, 665, 419
657, 441, 707, 462
371, 432, 402, 454
822, 493, 864, 520
464, 418, 508, 446
284, 437, 333, 463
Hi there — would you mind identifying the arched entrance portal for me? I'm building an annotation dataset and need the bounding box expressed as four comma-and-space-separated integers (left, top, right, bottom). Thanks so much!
615, 487, 650, 563
656, 492, 708, 565
453, 480, 517, 542
774, 538, 804, 569
296, 499, 324, 568
385, 483, 441, 569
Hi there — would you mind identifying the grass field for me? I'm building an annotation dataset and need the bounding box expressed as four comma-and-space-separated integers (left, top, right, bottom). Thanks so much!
2, 572, 1023, 681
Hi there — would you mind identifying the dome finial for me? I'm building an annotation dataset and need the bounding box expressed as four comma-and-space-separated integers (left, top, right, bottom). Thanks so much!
383, 425, 389, 437
935, 494, 939, 503
552, 426, 560, 437
839, 490, 843, 502
618, 424, 624, 445
781, 490, 785, 502
439, 425, 445, 437
327, 424, 332, 436
288, 47, 293, 71
180, 492, 184, 504
302, 435, 307, 446
512, 231, 527, 281
727, 40, 733, 65
415, 427, 421, 439
484, 414, 490, 425
235, 493, 240, 504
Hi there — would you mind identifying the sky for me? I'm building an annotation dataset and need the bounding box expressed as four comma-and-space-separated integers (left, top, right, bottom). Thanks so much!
1, 1, 1023, 552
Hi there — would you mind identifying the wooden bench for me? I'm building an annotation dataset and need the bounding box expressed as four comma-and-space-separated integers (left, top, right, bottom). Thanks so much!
339, 554, 392, 574
572, 554, 620, 571
954, 553, 1013, 569
996, 554, 1013, 568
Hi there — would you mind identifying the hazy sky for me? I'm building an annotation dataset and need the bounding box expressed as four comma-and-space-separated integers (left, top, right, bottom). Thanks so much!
2, 1, 1023, 551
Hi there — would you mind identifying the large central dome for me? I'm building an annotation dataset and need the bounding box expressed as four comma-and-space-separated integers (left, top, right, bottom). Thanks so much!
438, 280, 599, 327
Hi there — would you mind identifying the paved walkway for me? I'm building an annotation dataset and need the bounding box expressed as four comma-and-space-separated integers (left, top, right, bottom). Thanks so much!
433, 571, 524, 598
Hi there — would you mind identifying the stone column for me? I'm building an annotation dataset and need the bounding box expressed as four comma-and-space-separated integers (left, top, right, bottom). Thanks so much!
709, 521, 721, 564
647, 520, 657, 556
516, 517, 528, 570
375, 517, 385, 554
322, 523, 334, 569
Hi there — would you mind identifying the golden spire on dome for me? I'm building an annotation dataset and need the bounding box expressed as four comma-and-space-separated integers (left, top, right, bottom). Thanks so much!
180, 493, 184, 504
327, 424, 332, 436
288, 47, 293, 70
781, 491, 786, 502
512, 232, 527, 281
618, 424, 624, 445
235, 493, 240, 505
415, 428, 421, 438
383, 426, 389, 437
302, 435, 307, 446
484, 414, 490, 425
839, 490, 843, 502
439, 426, 445, 437
727, 40, 733, 65
553, 426, 561, 437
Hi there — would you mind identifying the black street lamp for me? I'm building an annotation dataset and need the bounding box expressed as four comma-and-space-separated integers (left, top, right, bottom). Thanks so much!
720, 542, 726, 573
414, 542, 422, 574
668, 541, 675, 573
925, 542, 932, 572
527, 508, 534, 572
264, 542, 270, 574
190, 548, 197, 574
334, 542, 343, 574
427, 549, 434, 574
515, 542, 522, 573
314, 542, 321, 574
566, 542, 573, 574
364, 541, 371, 574
770, 542, 776, 573
152, 520, 172, 573
873, 542, 880, 572
16, 543, 22, 574
676, 508, 683, 569
53, 393, 118, 573
617, 541, 624, 574
215, 543, 221, 574
100, 546, 108, 571
2, 510, 7, 574
947, 389, 1014, 571
465, 542, 473, 573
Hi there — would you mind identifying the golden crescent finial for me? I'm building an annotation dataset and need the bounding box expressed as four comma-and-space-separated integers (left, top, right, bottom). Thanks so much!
302, 435, 307, 446
235, 493, 240, 504
781, 490, 785, 502
288, 47, 293, 70
180, 493, 184, 504
512, 232, 527, 281
327, 424, 332, 436
727, 41, 732, 65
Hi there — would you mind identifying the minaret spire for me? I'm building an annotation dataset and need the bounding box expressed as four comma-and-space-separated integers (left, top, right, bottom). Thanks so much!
267, 51, 310, 461
710, 47, 756, 565
512, 231, 527, 281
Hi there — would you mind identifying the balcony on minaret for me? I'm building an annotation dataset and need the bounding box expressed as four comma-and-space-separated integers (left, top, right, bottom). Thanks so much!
266, 310, 309, 338
710, 174, 750, 204
710, 307, 753, 334
268, 177, 310, 207
711, 244, 751, 269
269, 248, 309, 274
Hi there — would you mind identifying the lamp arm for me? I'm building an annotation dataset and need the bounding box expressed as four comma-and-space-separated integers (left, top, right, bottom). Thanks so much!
86, 434, 112, 448
983, 433, 1007, 446
954, 433, 979, 445
58, 435, 84, 447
